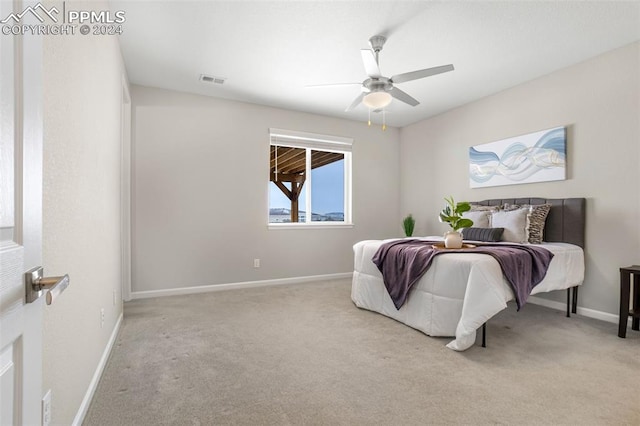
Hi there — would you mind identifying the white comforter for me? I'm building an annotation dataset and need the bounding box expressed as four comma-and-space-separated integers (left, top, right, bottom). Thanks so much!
351, 237, 584, 351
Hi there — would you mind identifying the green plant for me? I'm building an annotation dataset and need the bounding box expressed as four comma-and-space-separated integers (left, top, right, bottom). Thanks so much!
439, 196, 474, 232
402, 214, 416, 237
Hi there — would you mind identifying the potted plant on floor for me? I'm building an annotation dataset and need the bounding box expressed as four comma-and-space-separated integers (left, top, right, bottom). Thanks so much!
402, 214, 416, 237
439, 196, 474, 248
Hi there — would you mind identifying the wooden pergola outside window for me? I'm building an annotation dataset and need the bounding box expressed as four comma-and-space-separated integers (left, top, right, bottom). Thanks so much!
270, 146, 344, 223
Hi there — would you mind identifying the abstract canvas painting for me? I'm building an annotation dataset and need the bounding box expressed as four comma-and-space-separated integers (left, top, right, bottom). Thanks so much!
469, 127, 566, 188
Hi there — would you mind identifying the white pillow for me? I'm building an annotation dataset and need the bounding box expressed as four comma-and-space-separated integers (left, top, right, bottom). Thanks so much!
490, 208, 529, 243
462, 211, 491, 228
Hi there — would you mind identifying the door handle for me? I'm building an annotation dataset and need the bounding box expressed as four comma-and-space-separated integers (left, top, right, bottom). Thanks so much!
25, 267, 70, 305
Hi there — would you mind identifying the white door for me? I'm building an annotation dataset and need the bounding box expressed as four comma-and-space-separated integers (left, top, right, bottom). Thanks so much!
0, 0, 44, 424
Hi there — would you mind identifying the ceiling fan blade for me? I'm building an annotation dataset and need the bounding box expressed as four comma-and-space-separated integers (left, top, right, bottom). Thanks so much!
360, 49, 381, 77
391, 64, 454, 84
390, 87, 419, 106
346, 92, 365, 111
305, 82, 362, 88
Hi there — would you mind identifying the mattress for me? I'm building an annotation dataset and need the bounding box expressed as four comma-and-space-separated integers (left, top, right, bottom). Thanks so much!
351, 237, 584, 351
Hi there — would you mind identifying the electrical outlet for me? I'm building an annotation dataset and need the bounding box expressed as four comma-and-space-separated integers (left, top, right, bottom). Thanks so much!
42, 389, 51, 426
100, 308, 105, 328
253, 259, 260, 268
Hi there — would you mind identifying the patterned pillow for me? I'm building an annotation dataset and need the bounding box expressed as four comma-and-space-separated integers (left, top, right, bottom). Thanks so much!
526, 204, 551, 244
469, 204, 501, 211
462, 227, 505, 242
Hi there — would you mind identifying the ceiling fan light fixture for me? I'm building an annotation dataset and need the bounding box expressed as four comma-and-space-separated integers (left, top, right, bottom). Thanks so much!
362, 91, 392, 109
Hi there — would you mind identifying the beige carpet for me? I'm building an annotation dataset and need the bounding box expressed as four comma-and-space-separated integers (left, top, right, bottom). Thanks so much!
84, 279, 640, 425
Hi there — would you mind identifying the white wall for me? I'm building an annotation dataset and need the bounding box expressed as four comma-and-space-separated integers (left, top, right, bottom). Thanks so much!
131, 86, 400, 293
42, 1, 126, 423
400, 42, 640, 315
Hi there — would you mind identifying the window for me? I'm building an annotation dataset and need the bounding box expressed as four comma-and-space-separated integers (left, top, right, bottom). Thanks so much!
269, 128, 352, 227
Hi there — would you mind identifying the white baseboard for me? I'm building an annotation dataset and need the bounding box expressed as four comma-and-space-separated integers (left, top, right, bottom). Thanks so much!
72, 312, 123, 426
131, 276, 630, 326
528, 295, 625, 325
130, 272, 354, 300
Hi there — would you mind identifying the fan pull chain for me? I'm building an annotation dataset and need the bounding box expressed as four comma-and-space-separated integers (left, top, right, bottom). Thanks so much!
368, 108, 371, 127
382, 109, 387, 131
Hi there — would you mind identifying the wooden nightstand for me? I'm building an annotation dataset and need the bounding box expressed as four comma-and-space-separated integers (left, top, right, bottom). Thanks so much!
618, 265, 640, 338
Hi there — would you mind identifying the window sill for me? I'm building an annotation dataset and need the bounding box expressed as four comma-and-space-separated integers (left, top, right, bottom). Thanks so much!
268, 222, 354, 230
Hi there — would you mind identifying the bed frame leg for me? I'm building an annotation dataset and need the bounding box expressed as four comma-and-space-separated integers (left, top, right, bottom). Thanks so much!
482, 323, 486, 348
566, 289, 571, 318
572, 286, 578, 314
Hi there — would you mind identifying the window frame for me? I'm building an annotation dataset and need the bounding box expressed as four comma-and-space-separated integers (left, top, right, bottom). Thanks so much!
268, 128, 353, 229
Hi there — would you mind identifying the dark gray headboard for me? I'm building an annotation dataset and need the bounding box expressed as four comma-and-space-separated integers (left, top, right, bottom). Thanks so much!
472, 198, 586, 248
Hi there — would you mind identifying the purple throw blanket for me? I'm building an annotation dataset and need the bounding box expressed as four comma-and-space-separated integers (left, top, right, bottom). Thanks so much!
371, 239, 554, 311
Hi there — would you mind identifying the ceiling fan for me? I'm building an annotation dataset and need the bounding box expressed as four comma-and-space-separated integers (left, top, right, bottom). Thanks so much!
310, 35, 454, 112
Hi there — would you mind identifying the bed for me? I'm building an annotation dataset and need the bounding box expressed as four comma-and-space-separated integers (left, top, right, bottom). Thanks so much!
351, 197, 586, 351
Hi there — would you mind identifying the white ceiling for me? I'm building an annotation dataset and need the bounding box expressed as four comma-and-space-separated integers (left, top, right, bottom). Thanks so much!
111, 1, 640, 128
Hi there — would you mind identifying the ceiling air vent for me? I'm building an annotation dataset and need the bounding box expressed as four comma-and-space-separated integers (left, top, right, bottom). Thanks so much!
199, 74, 226, 85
